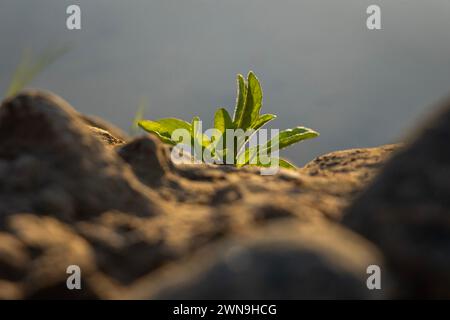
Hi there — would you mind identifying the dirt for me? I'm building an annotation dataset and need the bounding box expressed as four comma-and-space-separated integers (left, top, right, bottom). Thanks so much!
0, 90, 448, 299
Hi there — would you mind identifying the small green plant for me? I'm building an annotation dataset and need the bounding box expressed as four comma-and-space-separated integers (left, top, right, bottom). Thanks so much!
138, 71, 319, 169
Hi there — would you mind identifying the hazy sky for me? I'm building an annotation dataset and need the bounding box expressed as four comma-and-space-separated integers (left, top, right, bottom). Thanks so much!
1, 0, 450, 164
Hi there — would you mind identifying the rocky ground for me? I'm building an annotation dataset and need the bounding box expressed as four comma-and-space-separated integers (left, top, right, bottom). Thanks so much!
0, 90, 449, 299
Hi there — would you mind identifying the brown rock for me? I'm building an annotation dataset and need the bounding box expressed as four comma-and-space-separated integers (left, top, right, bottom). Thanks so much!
88, 126, 125, 146
76, 210, 176, 284
0, 90, 402, 299
135, 221, 389, 299
6, 214, 97, 298
0, 91, 166, 222
80, 114, 129, 142
302, 144, 400, 188
117, 135, 173, 186
343, 97, 450, 298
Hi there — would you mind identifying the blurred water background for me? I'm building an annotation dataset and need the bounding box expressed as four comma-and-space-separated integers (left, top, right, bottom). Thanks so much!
1, 0, 450, 164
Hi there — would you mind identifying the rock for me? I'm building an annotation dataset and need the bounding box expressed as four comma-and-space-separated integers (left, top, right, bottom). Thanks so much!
159, 147, 396, 220
0, 90, 402, 299
0, 280, 22, 300
117, 135, 173, 186
0, 91, 166, 222
137, 221, 389, 299
0, 232, 30, 281
302, 144, 400, 187
75, 210, 177, 284
88, 126, 125, 146
5, 213, 97, 299
80, 114, 129, 142
343, 97, 450, 298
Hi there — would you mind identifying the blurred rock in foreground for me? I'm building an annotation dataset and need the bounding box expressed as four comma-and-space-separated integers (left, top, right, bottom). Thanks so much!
146, 221, 387, 299
343, 96, 450, 298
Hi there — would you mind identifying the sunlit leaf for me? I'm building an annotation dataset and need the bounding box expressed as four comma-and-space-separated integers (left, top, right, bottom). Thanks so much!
138, 117, 190, 145
252, 114, 276, 131
237, 71, 262, 130
214, 107, 234, 132
232, 74, 247, 126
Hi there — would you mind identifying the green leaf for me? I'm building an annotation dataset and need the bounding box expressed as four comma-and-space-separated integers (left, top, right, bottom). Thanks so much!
265, 126, 319, 153
236, 126, 318, 166
138, 117, 191, 145
191, 116, 211, 147
190, 116, 201, 159
238, 71, 263, 130
214, 108, 234, 133
214, 108, 234, 158
191, 116, 207, 142
235, 148, 253, 167
246, 157, 297, 170
156, 117, 191, 132
190, 116, 201, 133
190, 116, 202, 143
233, 113, 276, 161
232, 74, 247, 126
279, 158, 297, 169
138, 120, 175, 145
251, 114, 276, 131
